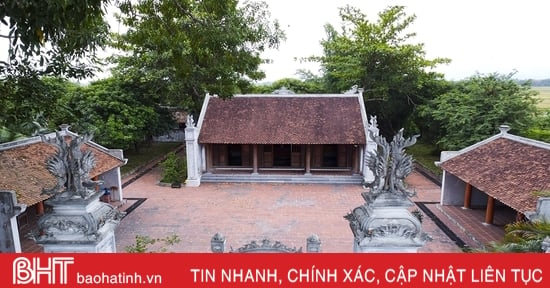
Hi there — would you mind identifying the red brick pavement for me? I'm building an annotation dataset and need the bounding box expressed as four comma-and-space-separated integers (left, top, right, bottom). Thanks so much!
115, 168, 464, 253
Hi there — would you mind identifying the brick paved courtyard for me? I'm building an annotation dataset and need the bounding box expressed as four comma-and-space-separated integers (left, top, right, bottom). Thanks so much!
115, 167, 467, 253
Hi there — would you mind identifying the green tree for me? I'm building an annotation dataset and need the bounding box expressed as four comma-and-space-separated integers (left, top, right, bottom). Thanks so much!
1, 0, 110, 79
419, 72, 538, 150
52, 78, 173, 150
1, 0, 111, 141
309, 5, 449, 137
112, 0, 285, 115
250, 77, 326, 94
160, 152, 186, 184
0, 76, 74, 142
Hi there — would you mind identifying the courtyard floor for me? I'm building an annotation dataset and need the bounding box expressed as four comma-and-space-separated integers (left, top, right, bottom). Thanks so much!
113, 165, 514, 253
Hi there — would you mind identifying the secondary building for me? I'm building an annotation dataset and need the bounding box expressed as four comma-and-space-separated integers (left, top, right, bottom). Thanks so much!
437, 125, 550, 225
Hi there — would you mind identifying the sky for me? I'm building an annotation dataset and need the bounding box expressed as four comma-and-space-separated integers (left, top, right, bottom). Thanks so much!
2, 0, 549, 83
258, 0, 550, 82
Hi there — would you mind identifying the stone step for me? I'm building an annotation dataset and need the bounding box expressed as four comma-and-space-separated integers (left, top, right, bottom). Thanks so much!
200, 174, 364, 184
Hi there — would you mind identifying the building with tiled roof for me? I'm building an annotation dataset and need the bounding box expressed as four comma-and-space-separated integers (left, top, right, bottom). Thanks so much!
184, 88, 377, 186
0, 125, 126, 251
437, 125, 550, 224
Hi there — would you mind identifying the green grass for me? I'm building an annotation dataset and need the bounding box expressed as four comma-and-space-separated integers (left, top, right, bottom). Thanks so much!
121, 142, 183, 176
407, 141, 442, 176
532, 87, 550, 110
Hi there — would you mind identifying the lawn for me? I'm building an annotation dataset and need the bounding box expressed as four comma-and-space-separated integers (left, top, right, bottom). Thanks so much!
120, 142, 183, 176
533, 86, 550, 110
407, 141, 442, 177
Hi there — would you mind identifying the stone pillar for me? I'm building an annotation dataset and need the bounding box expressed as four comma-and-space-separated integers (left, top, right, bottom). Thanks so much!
185, 117, 201, 187
364, 116, 379, 183
0, 190, 26, 253
306, 234, 321, 252
211, 232, 226, 253
463, 183, 472, 209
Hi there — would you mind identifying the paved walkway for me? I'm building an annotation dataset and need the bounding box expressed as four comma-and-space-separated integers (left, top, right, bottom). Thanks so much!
114, 166, 501, 253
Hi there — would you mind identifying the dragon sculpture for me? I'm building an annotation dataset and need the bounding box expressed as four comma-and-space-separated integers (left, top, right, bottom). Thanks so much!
364, 128, 419, 200
42, 132, 102, 199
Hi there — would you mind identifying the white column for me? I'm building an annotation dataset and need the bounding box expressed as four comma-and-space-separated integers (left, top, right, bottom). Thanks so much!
185, 124, 201, 187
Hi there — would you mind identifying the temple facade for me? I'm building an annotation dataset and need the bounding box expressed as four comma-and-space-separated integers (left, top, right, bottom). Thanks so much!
185, 88, 377, 186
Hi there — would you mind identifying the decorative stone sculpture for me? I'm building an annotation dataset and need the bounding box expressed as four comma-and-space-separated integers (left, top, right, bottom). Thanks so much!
0, 190, 26, 252
306, 234, 322, 252
30, 132, 125, 252
231, 238, 302, 253
345, 128, 430, 252
542, 236, 550, 253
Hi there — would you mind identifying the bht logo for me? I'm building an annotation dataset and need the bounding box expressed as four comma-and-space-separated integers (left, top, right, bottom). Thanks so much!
12, 256, 74, 285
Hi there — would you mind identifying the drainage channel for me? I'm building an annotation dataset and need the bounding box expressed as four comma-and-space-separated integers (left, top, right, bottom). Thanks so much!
121, 198, 147, 218
415, 201, 468, 250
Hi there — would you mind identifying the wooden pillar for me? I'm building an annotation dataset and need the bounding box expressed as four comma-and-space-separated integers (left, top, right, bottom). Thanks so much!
252, 144, 259, 175
463, 183, 472, 209
485, 195, 495, 225
36, 201, 45, 216
206, 144, 213, 172
352, 145, 359, 174
305, 145, 311, 175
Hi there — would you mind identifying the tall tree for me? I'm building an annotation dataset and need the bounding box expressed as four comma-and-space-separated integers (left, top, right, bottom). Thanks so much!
0, 0, 111, 142
309, 5, 449, 137
51, 77, 172, 151
112, 0, 285, 115
418, 72, 538, 150
0, 0, 110, 78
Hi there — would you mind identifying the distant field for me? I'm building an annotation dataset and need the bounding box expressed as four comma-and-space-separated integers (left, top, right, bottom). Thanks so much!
533, 86, 550, 109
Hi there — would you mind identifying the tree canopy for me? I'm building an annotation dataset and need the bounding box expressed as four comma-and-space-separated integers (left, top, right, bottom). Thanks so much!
0, 0, 110, 78
111, 0, 285, 115
310, 5, 449, 137
418, 72, 539, 150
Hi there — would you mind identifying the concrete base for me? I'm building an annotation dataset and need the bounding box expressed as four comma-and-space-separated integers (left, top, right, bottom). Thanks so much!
185, 178, 201, 187
42, 230, 117, 253
34, 192, 123, 253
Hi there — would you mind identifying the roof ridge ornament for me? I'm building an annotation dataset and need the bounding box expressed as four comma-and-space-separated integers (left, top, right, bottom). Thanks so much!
499, 124, 511, 134
272, 86, 295, 94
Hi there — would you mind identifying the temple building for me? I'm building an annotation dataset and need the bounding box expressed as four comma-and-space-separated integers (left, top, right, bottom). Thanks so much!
437, 125, 550, 225
184, 87, 377, 186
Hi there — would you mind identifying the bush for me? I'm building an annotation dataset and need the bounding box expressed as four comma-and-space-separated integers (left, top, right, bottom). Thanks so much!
160, 152, 186, 183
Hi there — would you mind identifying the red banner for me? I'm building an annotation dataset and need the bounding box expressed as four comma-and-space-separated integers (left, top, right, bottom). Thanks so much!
1, 253, 548, 287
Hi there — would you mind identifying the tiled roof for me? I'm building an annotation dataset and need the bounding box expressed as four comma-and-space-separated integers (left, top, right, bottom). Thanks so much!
198, 95, 367, 144
439, 137, 550, 214
0, 138, 125, 207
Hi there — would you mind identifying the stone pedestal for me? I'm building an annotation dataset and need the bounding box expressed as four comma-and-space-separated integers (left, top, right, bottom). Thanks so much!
34, 192, 124, 253
348, 193, 429, 253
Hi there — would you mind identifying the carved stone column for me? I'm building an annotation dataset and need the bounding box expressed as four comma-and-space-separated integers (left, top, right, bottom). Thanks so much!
346, 129, 429, 252
0, 191, 26, 253
185, 115, 201, 187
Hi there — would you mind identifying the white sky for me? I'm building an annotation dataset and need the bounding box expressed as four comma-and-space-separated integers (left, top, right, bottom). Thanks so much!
258, 0, 550, 82
2, 0, 549, 83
